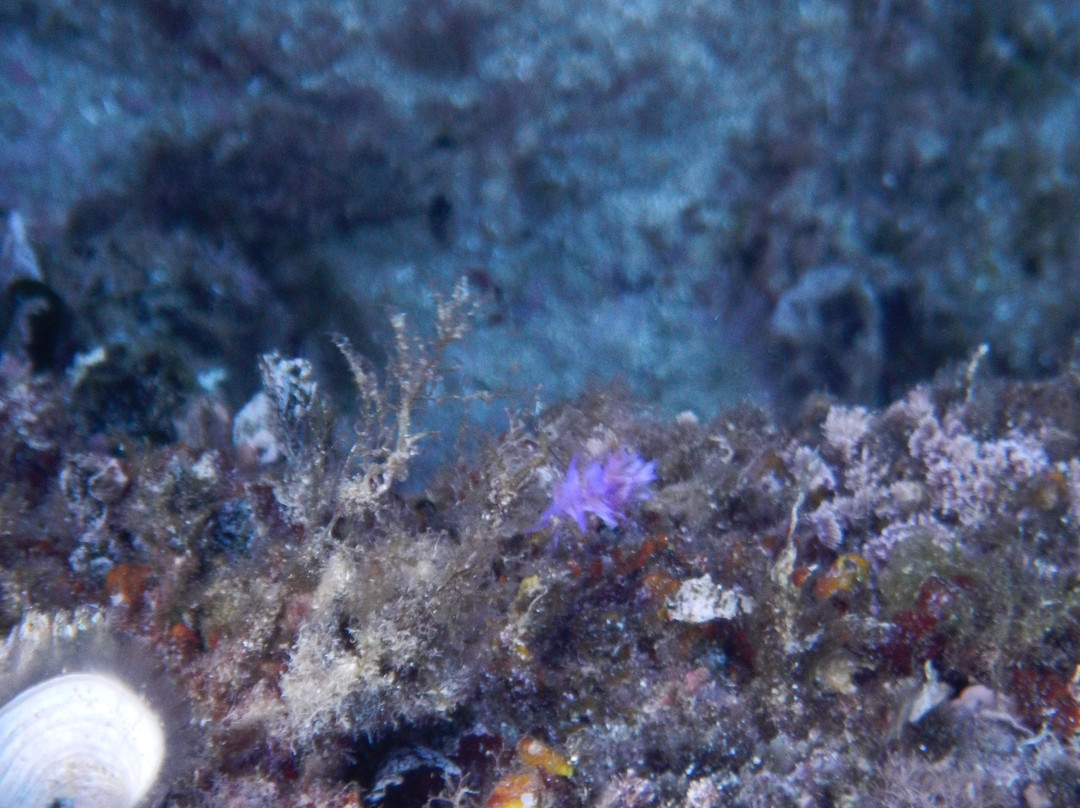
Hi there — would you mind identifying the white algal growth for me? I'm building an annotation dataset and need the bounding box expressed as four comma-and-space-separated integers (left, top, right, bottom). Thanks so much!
668, 574, 754, 623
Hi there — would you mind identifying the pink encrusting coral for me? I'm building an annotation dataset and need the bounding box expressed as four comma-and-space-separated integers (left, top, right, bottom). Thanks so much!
536, 448, 657, 532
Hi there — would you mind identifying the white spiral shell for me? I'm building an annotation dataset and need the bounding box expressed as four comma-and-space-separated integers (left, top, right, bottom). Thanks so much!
0, 672, 166, 808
